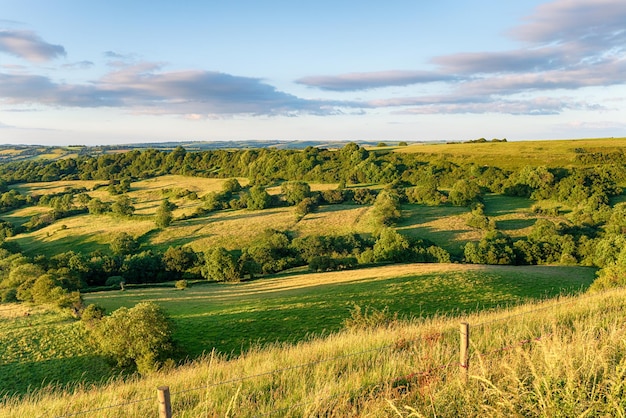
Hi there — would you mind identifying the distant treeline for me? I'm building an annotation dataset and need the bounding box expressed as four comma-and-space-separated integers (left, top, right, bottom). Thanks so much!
1, 144, 625, 193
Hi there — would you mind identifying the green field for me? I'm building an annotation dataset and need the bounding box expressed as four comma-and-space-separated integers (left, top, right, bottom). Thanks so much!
7, 186, 549, 259
0, 263, 596, 396
394, 137, 626, 169
84, 263, 596, 357
1, 138, 624, 409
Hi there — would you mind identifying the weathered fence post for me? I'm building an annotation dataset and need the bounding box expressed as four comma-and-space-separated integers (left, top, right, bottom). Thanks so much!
157, 386, 172, 418
460, 322, 470, 381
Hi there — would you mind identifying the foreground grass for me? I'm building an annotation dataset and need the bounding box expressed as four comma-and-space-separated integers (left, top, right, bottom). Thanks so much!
3, 286, 625, 417
0, 264, 595, 397
0, 304, 113, 397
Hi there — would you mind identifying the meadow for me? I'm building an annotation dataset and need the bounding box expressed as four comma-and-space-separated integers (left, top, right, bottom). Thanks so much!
1, 137, 624, 413
1, 262, 596, 397
2, 284, 623, 417
7, 176, 546, 258
395, 137, 626, 168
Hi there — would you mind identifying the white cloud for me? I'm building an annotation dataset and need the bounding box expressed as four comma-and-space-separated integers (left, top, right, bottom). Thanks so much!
0, 29, 66, 62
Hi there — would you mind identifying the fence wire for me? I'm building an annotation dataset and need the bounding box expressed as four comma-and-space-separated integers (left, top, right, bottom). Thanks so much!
31, 287, 623, 417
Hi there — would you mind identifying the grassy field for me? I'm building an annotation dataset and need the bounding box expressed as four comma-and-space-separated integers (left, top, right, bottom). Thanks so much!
394, 137, 626, 169
0, 304, 113, 397
7, 186, 550, 259
84, 263, 596, 358
0, 263, 596, 397
3, 284, 624, 417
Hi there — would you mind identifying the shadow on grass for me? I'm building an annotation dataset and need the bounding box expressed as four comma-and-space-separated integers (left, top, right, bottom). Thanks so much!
496, 218, 536, 231
0, 354, 117, 398
12, 233, 108, 258
168, 265, 597, 357
482, 194, 534, 216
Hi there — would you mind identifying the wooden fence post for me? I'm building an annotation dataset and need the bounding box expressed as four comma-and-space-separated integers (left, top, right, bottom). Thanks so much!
157, 386, 172, 418
460, 322, 469, 381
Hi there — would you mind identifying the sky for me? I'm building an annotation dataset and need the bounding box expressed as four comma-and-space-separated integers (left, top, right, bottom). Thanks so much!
0, 0, 625, 145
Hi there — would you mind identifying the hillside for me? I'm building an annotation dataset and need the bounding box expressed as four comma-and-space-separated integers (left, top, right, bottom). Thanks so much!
0, 137, 625, 414
2, 286, 624, 417
394, 137, 626, 169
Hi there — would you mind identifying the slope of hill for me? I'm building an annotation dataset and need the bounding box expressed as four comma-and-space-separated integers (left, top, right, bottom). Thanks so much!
2, 286, 624, 417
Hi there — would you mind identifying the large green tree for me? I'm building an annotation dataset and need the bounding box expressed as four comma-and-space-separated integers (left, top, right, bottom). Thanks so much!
201, 247, 241, 282
92, 302, 173, 374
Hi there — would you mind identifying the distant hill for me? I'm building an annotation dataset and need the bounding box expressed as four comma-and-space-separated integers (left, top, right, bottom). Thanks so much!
0, 140, 425, 163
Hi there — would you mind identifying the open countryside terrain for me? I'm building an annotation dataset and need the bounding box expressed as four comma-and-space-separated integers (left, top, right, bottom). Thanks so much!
2, 263, 596, 396
7, 177, 554, 258
3, 285, 625, 417
0, 138, 625, 413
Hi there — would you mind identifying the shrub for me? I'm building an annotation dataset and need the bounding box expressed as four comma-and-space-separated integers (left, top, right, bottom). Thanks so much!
1, 288, 17, 303
105, 275, 126, 289
91, 302, 173, 374
295, 197, 318, 219
81, 303, 105, 323
589, 264, 626, 292
175, 279, 188, 290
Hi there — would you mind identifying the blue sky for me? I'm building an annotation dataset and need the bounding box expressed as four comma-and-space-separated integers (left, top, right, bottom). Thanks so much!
0, 0, 625, 145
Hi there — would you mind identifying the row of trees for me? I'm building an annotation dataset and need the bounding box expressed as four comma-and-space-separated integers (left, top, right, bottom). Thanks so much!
0, 225, 452, 304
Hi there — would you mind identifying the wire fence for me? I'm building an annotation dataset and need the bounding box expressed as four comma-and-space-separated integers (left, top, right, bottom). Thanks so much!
52, 287, 617, 417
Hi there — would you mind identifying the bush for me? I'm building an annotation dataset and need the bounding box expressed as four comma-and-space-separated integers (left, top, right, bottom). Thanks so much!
91, 302, 173, 374
1, 288, 17, 303
105, 276, 126, 289
175, 279, 188, 290
589, 264, 626, 292
81, 303, 105, 323
295, 197, 318, 219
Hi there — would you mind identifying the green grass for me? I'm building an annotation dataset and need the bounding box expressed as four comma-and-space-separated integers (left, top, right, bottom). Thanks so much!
4, 285, 625, 417
84, 264, 596, 358
3, 263, 593, 396
0, 305, 113, 397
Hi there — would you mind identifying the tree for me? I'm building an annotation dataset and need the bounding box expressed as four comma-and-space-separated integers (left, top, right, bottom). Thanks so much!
371, 189, 401, 226
91, 302, 173, 374
222, 178, 242, 193
281, 181, 311, 205
111, 194, 135, 217
87, 198, 111, 215
464, 231, 515, 265
201, 247, 241, 282
110, 232, 139, 256
163, 246, 198, 275
155, 198, 176, 228
448, 179, 481, 207
372, 227, 410, 262
245, 185, 271, 210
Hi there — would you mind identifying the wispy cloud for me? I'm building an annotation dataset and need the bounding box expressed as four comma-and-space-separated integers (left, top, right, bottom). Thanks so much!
395, 97, 602, 116
0, 29, 66, 62
0, 63, 342, 116
62, 60, 95, 70
298, 0, 626, 116
295, 70, 454, 91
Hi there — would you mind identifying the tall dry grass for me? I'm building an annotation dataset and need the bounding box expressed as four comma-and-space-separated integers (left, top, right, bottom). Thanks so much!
2, 288, 625, 417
